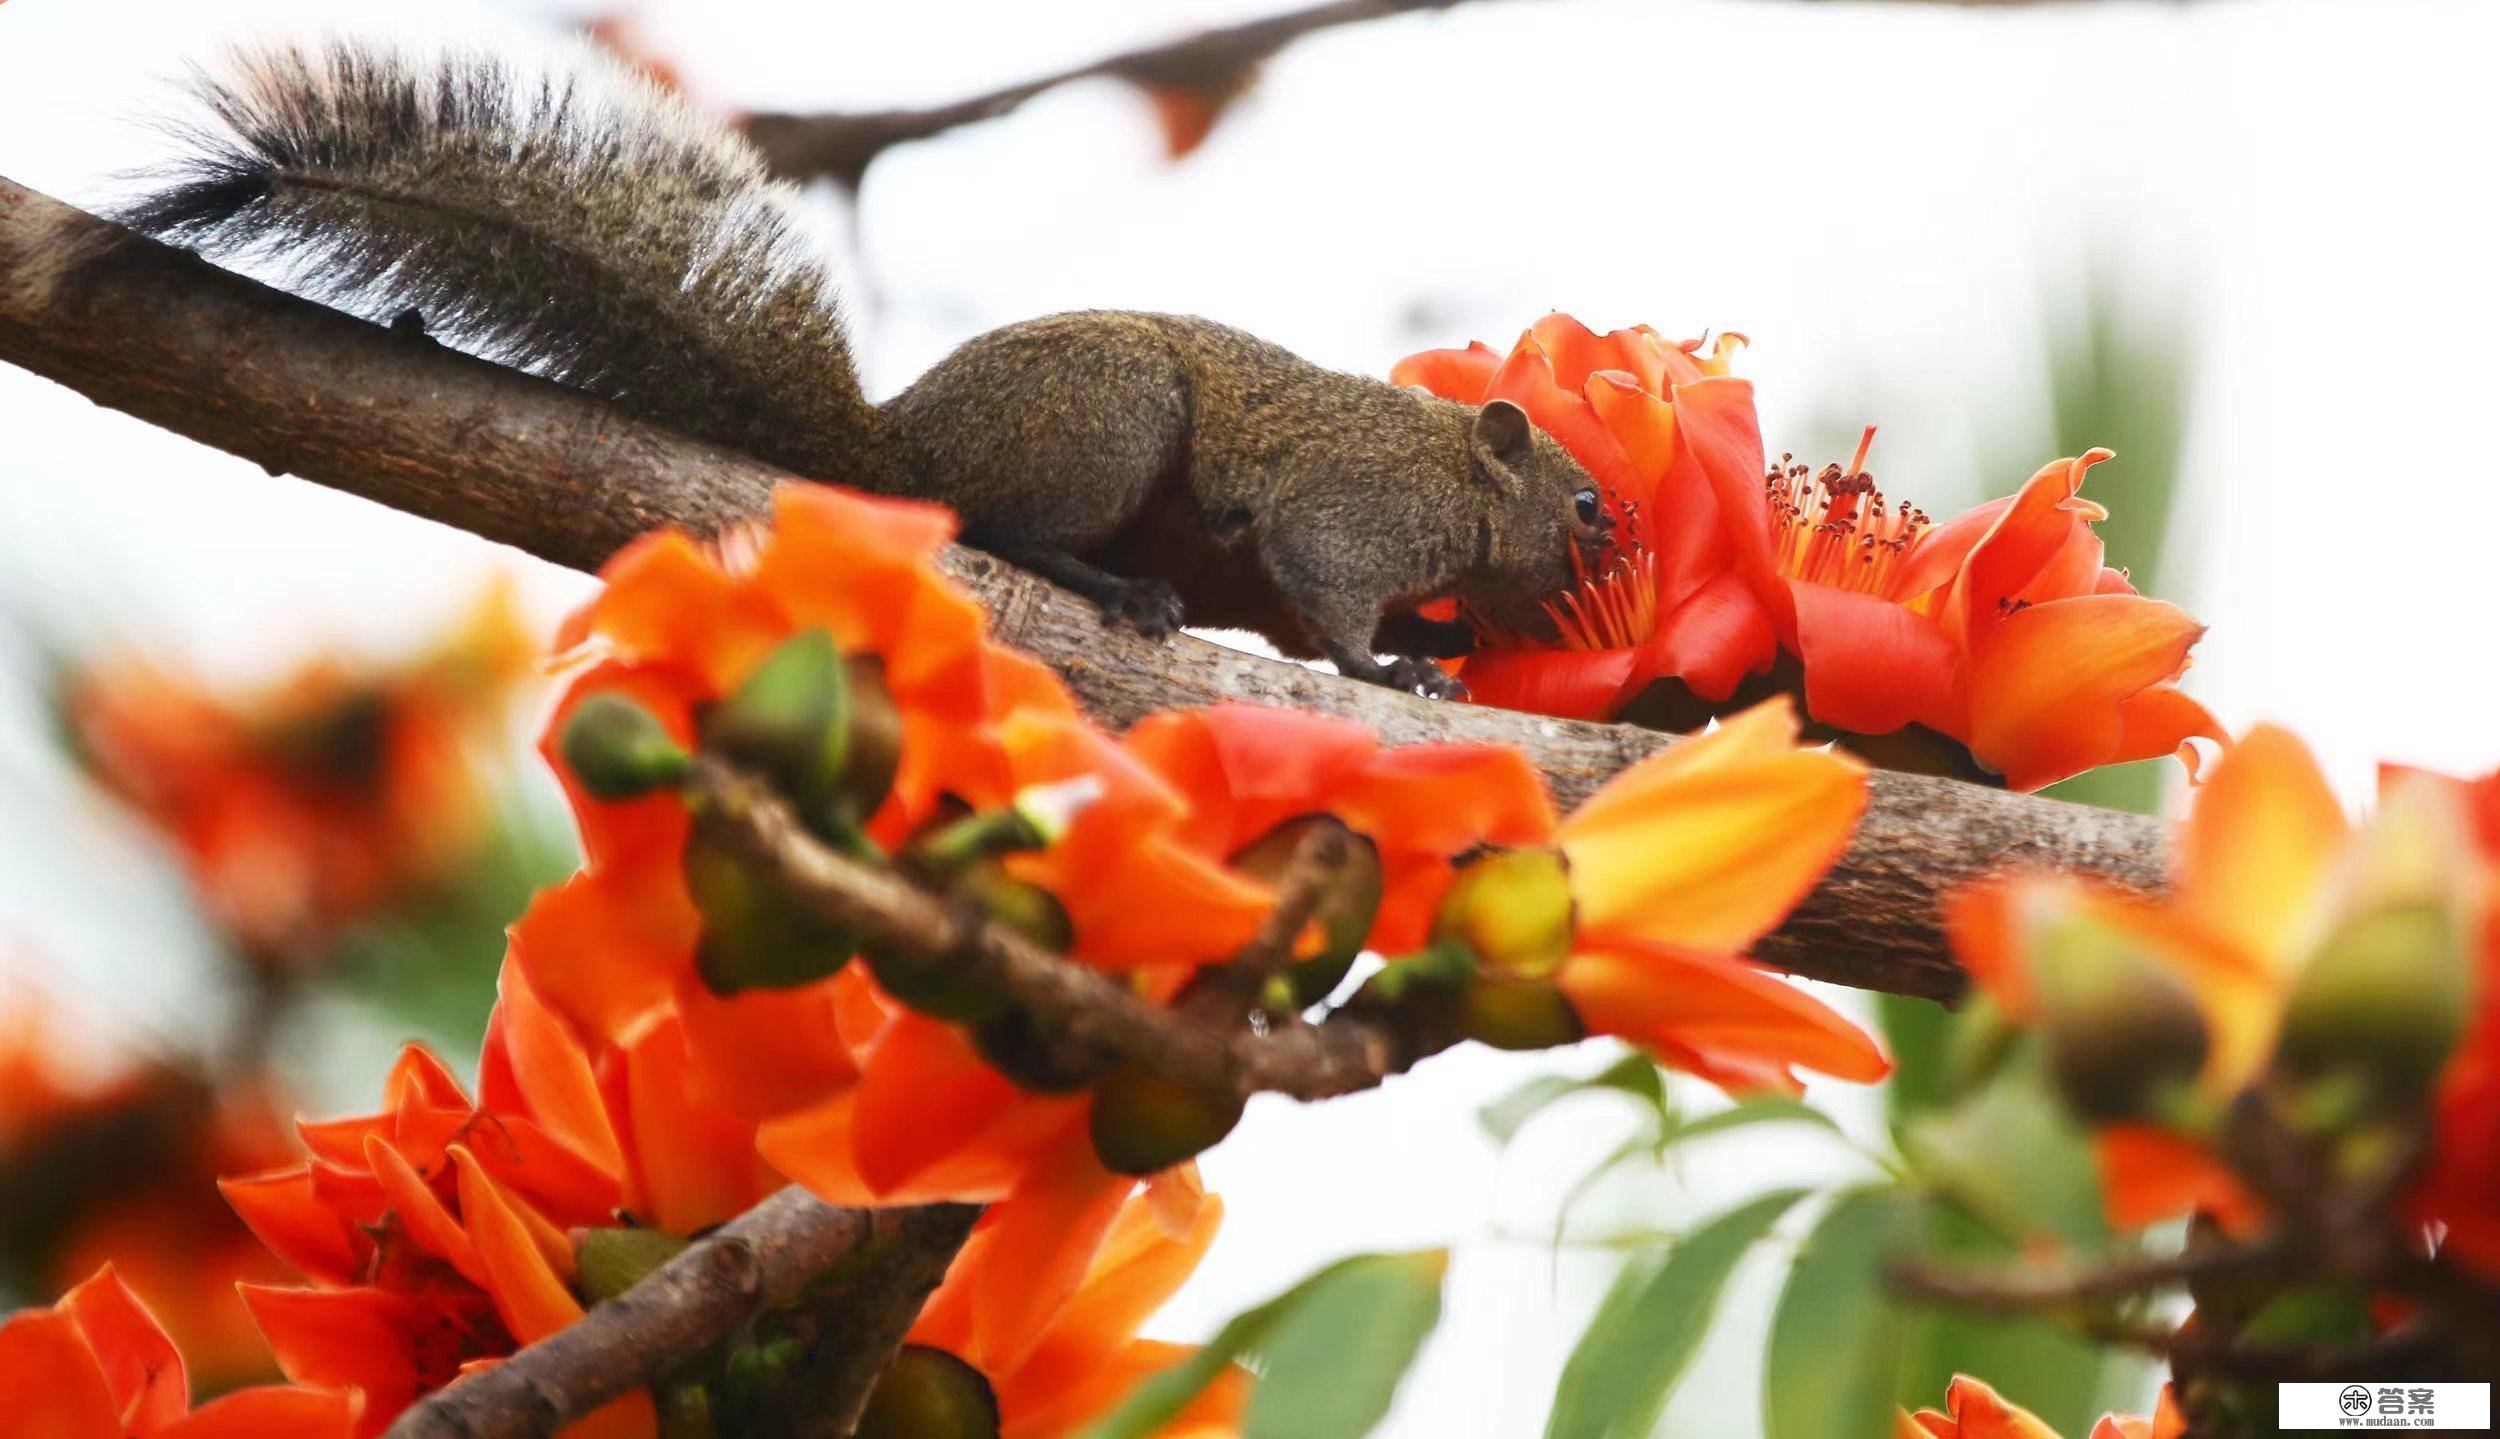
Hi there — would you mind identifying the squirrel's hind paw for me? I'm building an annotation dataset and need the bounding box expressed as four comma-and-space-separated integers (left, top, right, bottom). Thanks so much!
1385, 658, 1467, 702
1100, 579, 1188, 639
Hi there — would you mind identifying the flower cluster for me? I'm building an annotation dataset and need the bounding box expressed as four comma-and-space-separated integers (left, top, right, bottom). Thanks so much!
1392, 315, 2220, 791
61, 585, 533, 957
1900, 1375, 2182, 1439
0, 1003, 296, 1388
1938, 724, 2500, 1401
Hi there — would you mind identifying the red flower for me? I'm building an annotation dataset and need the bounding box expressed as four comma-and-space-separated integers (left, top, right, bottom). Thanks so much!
1394, 316, 2219, 791
62, 585, 531, 954
0, 1265, 355, 1439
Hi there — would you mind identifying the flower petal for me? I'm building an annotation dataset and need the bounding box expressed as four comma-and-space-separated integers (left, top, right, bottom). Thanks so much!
0, 1308, 119, 1439
1557, 941, 1890, 1093
450, 1148, 584, 1346
967, 1145, 1133, 1374
1787, 581, 1957, 736
2176, 724, 2348, 975
1964, 593, 2207, 792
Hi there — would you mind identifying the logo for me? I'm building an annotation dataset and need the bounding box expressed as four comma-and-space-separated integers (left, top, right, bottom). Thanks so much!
2281, 1382, 2490, 1430
2346, 1388, 2384, 1418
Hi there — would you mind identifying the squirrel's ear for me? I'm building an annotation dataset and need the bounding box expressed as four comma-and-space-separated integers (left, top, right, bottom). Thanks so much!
1470, 399, 1534, 489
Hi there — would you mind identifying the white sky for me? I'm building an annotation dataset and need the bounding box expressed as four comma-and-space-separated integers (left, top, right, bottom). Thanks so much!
3, 0, 2495, 1433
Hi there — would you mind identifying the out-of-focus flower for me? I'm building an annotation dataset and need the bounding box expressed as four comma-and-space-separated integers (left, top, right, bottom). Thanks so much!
520, 484, 1078, 1111
2400, 766, 2500, 1274
62, 584, 533, 957
0, 1002, 295, 1387
0, 1264, 356, 1438
226, 965, 770, 1437
899, 1188, 1245, 1439
1947, 725, 2496, 1257
1897, 1376, 2181, 1439
1393, 316, 2219, 791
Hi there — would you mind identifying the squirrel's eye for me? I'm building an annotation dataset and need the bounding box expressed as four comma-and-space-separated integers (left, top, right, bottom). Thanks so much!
1573, 489, 1601, 525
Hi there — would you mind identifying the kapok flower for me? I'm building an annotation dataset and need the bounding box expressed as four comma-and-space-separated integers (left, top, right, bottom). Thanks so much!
0, 1264, 356, 1439
1946, 725, 2494, 1245
897, 1188, 1245, 1439
225, 964, 771, 1437
61, 584, 532, 955
1897, 1376, 2181, 1439
0, 1002, 297, 1388
1394, 316, 2220, 792
521, 482, 1080, 1111
1499, 700, 1889, 1095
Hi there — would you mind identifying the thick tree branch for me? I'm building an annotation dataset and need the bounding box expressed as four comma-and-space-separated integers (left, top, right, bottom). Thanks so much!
0, 174, 2172, 1002
384, 1191, 978, 1439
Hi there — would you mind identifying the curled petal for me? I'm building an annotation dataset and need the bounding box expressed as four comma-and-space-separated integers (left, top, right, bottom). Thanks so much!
1557, 941, 1889, 1093
0, 1308, 119, 1439
60, 1266, 187, 1432
1963, 593, 2206, 792
449, 1148, 581, 1346
1386, 341, 1500, 403
221, 1169, 367, 1286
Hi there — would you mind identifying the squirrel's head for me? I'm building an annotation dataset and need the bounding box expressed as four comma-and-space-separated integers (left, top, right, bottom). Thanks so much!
1464, 399, 1612, 599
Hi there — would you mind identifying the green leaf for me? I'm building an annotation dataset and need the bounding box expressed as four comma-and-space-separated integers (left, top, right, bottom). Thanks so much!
1546, 1188, 1811, 1439
1900, 1054, 2107, 1250
1669, 1097, 1841, 1146
1479, 1051, 1669, 1143
1764, 1190, 1914, 1439
1878, 993, 1955, 1126
1077, 1283, 1296, 1439
1246, 1250, 1448, 1439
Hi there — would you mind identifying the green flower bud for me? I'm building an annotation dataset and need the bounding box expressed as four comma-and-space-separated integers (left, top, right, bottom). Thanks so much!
1433, 849, 1574, 980
574, 1226, 692, 1305
855, 1346, 1001, 1439
685, 830, 858, 994
2277, 902, 2471, 1107
1454, 975, 1585, 1052
656, 1382, 716, 1439
560, 693, 690, 800
2027, 905, 2211, 1123
971, 1006, 1108, 1094
1233, 817, 1383, 1006
868, 865, 1069, 1023
1088, 1063, 1247, 1176
702, 631, 901, 835
903, 810, 1047, 882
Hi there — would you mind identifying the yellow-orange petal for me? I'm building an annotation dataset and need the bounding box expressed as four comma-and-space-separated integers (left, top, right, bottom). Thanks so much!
1925, 1375, 2072, 1439
1001, 1338, 1249, 1439
1558, 701, 1866, 954
450, 1147, 583, 1346
852, 1017, 1021, 1195
365, 1136, 486, 1287
0, 1308, 119, 1439
509, 866, 694, 1049
488, 965, 626, 1183
672, 976, 861, 1121
2176, 724, 2349, 976
967, 1145, 1134, 1374
161, 1386, 361, 1439
1964, 593, 2206, 793
1013, 1195, 1224, 1394
1557, 941, 1889, 1091
2093, 1125, 2262, 1234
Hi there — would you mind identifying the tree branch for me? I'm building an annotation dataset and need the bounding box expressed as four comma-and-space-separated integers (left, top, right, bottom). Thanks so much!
383, 1191, 978, 1439
0, 174, 2174, 1002
691, 758, 1438, 1100
739, 0, 1470, 187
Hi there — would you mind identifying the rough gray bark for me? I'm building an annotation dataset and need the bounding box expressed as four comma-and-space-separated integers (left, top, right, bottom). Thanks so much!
0, 173, 2173, 1003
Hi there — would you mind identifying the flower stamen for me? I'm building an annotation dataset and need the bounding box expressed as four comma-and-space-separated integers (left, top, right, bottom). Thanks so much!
1764, 426, 1928, 598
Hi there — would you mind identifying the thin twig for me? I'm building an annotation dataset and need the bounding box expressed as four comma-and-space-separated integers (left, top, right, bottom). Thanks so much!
1888, 1236, 2283, 1315
741, 0, 1469, 187
690, 757, 1441, 1102
383, 1191, 978, 1439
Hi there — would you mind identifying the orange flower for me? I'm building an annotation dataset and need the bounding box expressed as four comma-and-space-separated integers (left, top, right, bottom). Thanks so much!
1542, 701, 1890, 1094
1947, 725, 2498, 1247
2405, 765, 2500, 1274
0, 1003, 297, 1388
0, 1264, 356, 1439
520, 483, 1080, 1106
1898, 1376, 2181, 1439
1394, 316, 2219, 791
62, 584, 532, 954
226, 964, 770, 1437
904, 1189, 1245, 1438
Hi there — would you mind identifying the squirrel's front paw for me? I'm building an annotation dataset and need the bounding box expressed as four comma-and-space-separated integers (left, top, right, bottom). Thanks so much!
1100, 579, 1187, 639
1386, 658, 1467, 701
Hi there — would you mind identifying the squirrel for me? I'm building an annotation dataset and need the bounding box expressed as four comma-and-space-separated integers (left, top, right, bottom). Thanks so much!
119, 42, 1612, 697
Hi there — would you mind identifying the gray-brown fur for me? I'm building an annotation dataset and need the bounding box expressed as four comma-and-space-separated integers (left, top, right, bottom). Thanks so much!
121, 42, 1608, 695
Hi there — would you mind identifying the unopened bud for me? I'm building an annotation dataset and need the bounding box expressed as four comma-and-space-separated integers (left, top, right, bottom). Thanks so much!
685, 831, 858, 993
855, 1346, 1001, 1439
560, 693, 689, 800
703, 630, 901, 835
971, 1007, 1109, 1094
2276, 901, 2471, 1107
1454, 975, 1586, 1052
1233, 816, 1383, 1005
1433, 849, 1575, 979
574, 1226, 692, 1304
2026, 904, 2211, 1123
1088, 1062, 1247, 1176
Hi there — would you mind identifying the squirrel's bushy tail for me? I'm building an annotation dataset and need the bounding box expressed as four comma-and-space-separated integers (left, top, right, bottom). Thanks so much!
122, 39, 890, 487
